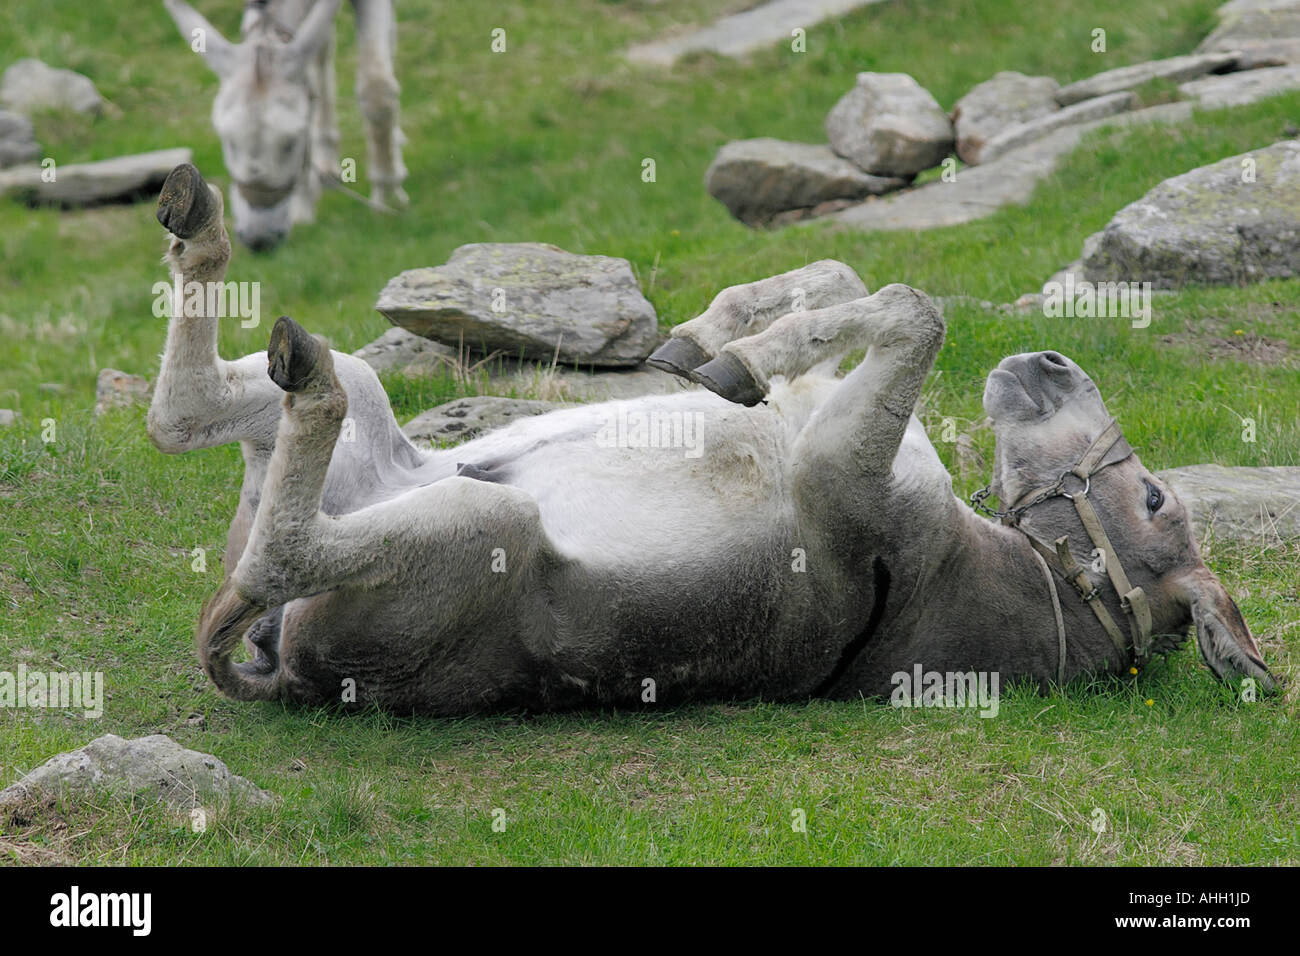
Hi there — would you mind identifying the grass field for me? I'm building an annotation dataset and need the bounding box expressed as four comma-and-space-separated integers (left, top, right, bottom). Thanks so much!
1, 0, 1298, 864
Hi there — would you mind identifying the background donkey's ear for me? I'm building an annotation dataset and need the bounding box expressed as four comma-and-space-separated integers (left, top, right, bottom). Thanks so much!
164, 0, 237, 78
287, 0, 342, 62
1183, 569, 1275, 693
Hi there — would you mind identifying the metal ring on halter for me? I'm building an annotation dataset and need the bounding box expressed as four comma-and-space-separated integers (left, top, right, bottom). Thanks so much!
1058, 473, 1090, 501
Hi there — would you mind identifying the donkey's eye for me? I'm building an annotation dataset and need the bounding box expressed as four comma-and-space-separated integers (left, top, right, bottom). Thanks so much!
1145, 481, 1164, 514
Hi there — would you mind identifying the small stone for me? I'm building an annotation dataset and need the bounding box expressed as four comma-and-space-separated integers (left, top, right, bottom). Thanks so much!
825, 72, 954, 177
951, 71, 1060, 165
95, 368, 151, 414
0, 58, 103, 115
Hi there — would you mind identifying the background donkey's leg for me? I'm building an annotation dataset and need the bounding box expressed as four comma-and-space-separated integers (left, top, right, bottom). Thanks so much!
353, 0, 408, 209
647, 259, 866, 377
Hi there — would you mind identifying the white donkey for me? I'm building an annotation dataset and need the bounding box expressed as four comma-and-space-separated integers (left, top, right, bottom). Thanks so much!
149, 165, 1275, 715
163, 0, 407, 250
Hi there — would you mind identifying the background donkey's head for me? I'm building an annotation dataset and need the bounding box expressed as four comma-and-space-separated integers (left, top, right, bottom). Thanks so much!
983, 350, 1275, 691
165, 0, 339, 249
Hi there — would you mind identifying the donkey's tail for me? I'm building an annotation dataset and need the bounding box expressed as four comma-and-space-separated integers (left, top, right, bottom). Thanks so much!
195, 578, 280, 702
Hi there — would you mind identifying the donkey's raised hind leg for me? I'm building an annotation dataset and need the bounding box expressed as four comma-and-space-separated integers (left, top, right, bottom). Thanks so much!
647, 260, 866, 378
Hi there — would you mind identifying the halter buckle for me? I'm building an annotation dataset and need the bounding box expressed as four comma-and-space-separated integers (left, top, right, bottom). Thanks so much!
1058, 472, 1090, 501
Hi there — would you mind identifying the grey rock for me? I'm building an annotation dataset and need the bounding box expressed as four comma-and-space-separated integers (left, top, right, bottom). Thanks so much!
0, 147, 192, 207
376, 243, 659, 367
0, 409, 15, 427
825, 72, 954, 177
1199, 0, 1300, 65
1081, 139, 1300, 288
705, 138, 909, 223
625, 0, 888, 66
1158, 464, 1300, 541
0, 58, 103, 115
353, 326, 457, 375
1180, 65, 1300, 107
951, 71, 1060, 165
0, 108, 39, 169
94, 368, 150, 414
0, 734, 274, 813
979, 91, 1137, 164
403, 396, 568, 445
1054, 52, 1239, 107
834, 102, 1191, 231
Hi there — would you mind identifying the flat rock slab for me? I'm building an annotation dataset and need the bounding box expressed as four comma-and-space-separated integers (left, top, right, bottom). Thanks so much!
1054, 52, 1239, 106
979, 90, 1136, 164
625, 0, 887, 66
825, 72, 954, 176
1199, 0, 1300, 64
403, 396, 568, 445
0, 58, 103, 115
951, 71, 1061, 166
1081, 139, 1300, 288
833, 102, 1191, 231
354, 327, 690, 402
1180, 65, 1300, 106
0, 147, 192, 207
706, 138, 908, 223
0, 734, 274, 814
375, 243, 659, 367
1158, 464, 1300, 540
0, 108, 39, 169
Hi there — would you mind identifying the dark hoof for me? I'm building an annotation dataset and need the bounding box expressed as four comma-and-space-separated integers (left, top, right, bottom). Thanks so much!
267, 315, 321, 392
690, 352, 766, 407
646, 336, 711, 379
156, 163, 216, 239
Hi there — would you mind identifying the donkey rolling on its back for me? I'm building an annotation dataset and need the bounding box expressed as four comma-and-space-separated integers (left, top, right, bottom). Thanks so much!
163, 0, 408, 250
149, 164, 1276, 715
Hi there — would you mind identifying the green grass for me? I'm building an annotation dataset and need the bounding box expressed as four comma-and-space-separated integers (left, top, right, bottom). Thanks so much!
2, 0, 1298, 864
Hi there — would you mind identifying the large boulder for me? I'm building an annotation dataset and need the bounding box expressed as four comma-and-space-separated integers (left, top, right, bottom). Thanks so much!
1158, 464, 1300, 541
0, 147, 192, 207
705, 138, 908, 223
1054, 52, 1239, 107
0, 58, 103, 115
978, 91, 1136, 164
376, 243, 659, 367
0, 108, 39, 168
0, 734, 274, 814
1081, 139, 1300, 288
1198, 0, 1300, 66
825, 72, 954, 177
951, 71, 1060, 166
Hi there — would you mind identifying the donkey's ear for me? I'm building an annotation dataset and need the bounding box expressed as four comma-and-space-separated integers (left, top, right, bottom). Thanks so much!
286, 0, 342, 62
164, 0, 237, 78
1183, 569, 1275, 693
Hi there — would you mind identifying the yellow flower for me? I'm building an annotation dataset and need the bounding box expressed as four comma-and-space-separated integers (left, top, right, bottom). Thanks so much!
671, 229, 680, 237
1129, 667, 1138, 675
1234, 329, 1245, 335
1145, 699, 1154, 707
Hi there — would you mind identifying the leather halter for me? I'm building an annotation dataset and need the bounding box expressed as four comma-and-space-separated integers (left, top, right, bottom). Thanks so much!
970, 420, 1153, 683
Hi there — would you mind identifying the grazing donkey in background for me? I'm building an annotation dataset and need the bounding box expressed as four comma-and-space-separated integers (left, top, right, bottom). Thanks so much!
150, 164, 1275, 715
163, 0, 408, 250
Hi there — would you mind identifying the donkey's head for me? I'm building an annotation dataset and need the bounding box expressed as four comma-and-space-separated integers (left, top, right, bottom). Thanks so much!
165, 0, 338, 250
983, 350, 1274, 691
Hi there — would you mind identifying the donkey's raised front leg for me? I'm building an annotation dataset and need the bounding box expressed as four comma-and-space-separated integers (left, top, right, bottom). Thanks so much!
647, 259, 867, 378
148, 164, 283, 456
353, 0, 408, 209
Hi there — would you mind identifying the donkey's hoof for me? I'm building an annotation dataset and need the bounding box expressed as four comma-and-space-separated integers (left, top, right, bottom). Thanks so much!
156, 163, 216, 239
690, 352, 766, 407
267, 315, 323, 392
646, 336, 711, 380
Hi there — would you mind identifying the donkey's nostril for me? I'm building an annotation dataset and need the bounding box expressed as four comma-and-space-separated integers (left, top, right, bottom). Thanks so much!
1041, 351, 1068, 370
